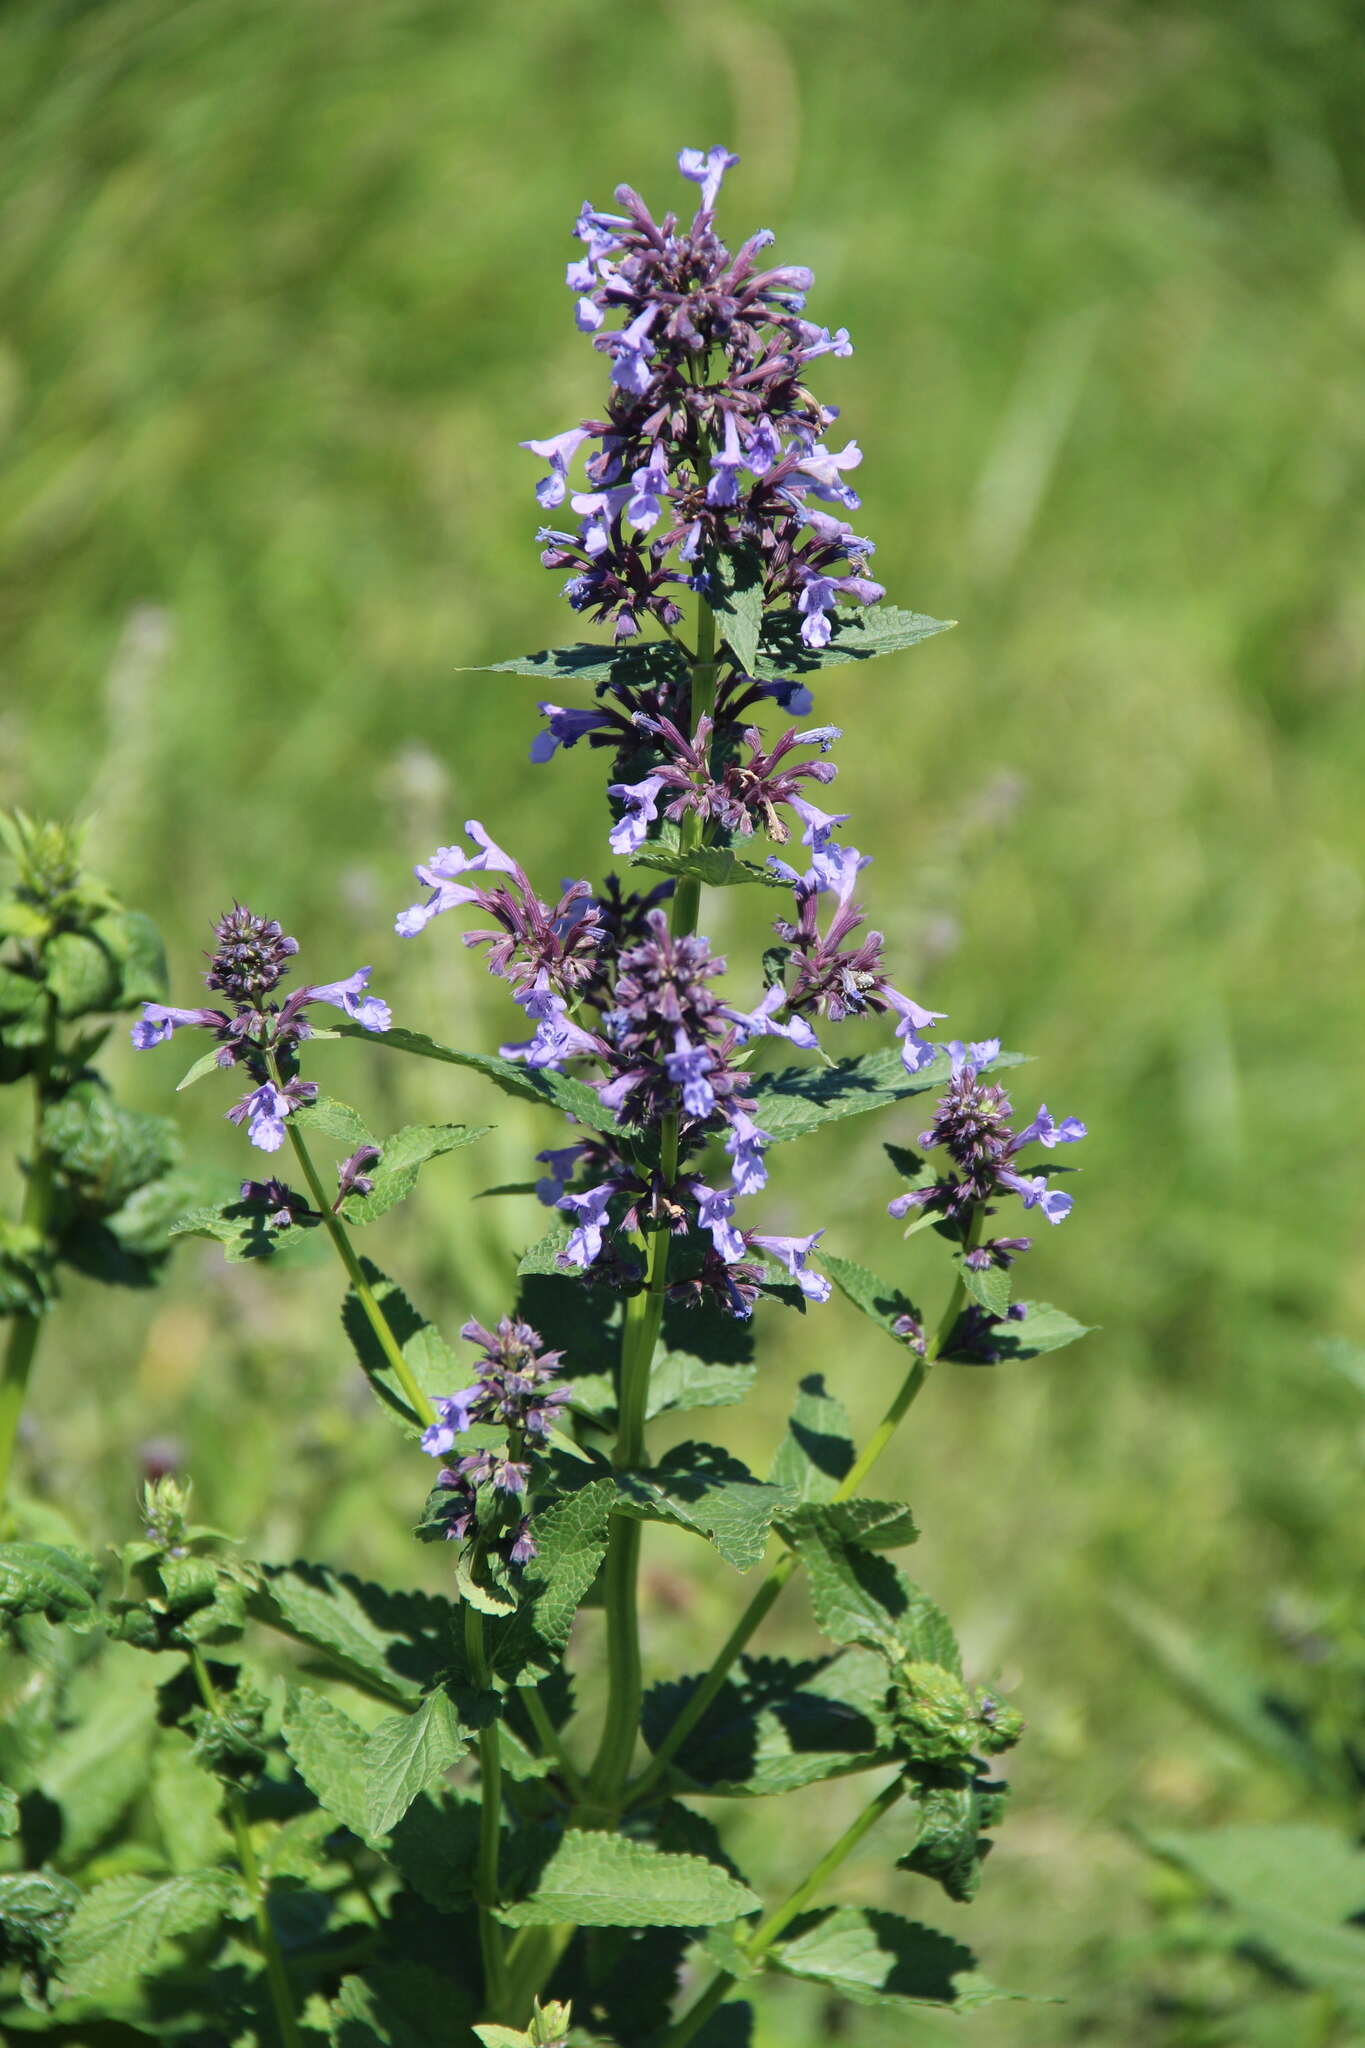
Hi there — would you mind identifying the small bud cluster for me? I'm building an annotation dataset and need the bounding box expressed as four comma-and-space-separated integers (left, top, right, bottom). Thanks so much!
420, 1317, 572, 1566
131, 905, 390, 1155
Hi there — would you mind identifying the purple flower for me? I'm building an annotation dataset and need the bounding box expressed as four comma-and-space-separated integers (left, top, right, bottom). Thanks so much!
626, 449, 670, 531
797, 575, 839, 648
606, 774, 665, 855
334, 1143, 382, 1209
1000, 1172, 1074, 1225
756, 677, 815, 715
227, 1081, 293, 1154
529, 702, 615, 764
395, 823, 517, 937
947, 1038, 1001, 1078
884, 987, 947, 1076
751, 1230, 832, 1303
421, 1386, 482, 1458
510, 1521, 538, 1565
558, 1182, 614, 1268
678, 144, 740, 214
610, 305, 660, 396
535, 1143, 590, 1205
707, 410, 745, 507
492, 1458, 531, 1496
665, 1028, 716, 1117
304, 967, 391, 1033
131, 1004, 219, 1050
723, 985, 819, 1052
694, 1182, 746, 1263
500, 996, 602, 1071
723, 1109, 771, 1195
798, 324, 853, 362
797, 439, 863, 506
789, 794, 851, 851
520, 427, 590, 508
1017, 1103, 1088, 1149
745, 416, 784, 475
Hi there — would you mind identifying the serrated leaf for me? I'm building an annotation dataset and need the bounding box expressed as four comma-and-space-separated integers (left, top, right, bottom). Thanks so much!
383, 1788, 484, 1910
643, 1648, 899, 1797
951, 1300, 1093, 1363
899, 1761, 1010, 1902
43, 1089, 180, 1217
42, 928, 121, 1018
250, 1562, 449, 1705
292, 1094, 375, 1147
57, 1870, 248, 1997
631, 845, 785, 890
33, 1646, 168, 1861
821, 1252, 924, 1350
0, 962, 42, 1021
341, 1122, 491, 1224
336, 1022, 623, 1135
779, 1498, 919, 1551
498, 1828, 759, 1928
489, 1481, 615, 1681
1145, 1825, 1365, 2015
706, 544, 765, 673
460, 639, 688, 688
769, 1374, 854, 1503
169, 1196, 321, 1265
647, 1346, 757, 1419
362, 1689, 469, 1836
282, 1686, 371, 1837
790, 1522, 960, 1672
752, 1047, 1024, 1145
615, 1444, 795, 1572
755, 603, 955, 677
517, 1223, 574, 1276
340, 1259, 461, 1435
770, 1905, 1008, 2010
0, 1542, 101, 1624
957, 1254, 1011, 1319
152, 1731, 233, 1873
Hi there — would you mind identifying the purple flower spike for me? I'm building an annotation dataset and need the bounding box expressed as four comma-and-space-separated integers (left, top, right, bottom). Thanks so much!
751, 1230, 832, 1303
1017, 1103, 1088, 1149
678, 144, 740, 214
558, 1182, 614, 1269
694, 1182, 746, 1263
520, 427, 591, 508
665, 1028, 717, 1117
131, 1004, 218, 1050
306, 967, 391, 1033
606, 774, 665, 855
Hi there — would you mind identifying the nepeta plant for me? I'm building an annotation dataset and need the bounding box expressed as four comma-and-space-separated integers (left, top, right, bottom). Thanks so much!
0, 148, 1092, 2048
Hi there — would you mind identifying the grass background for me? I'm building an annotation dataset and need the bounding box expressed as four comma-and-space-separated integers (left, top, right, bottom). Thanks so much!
3, 0, 1364, 2039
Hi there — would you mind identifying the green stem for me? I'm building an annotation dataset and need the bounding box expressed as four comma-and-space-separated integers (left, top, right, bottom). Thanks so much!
465, 1598, 509, 2017
658, 1777, 907, 2048
283, 1115, 435, 1429
626, 1211, 985, 1805
522, 1685, 584, 1800
0, 995, 59, 1514
669, 599, 718, 941
189, 1648, 302, 2048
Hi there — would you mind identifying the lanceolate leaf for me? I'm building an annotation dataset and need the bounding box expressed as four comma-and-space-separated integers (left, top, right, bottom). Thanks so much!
615, 1444, 796, 1572
292, 1095, 375, 1148
956, 1254, 1011, 1319
820, 1253, 923, 1349
170, 1196, 323, 1265
945, 1301, 1093, 1363
363, 1689, 469, 1837
630, 845, 786, 890
770, 1905, 1009, 2011
707, 543, 765, 673
642, 1649, 899, 1797
755, 604, 955, 678
769, 1374, 855, 1503
341, 1122, 491, 1225
752, 1047, 1025, 1145
57, 1871, 249, 1999
250, 1562, 449, 1704
335, 1021, 623, 1135
490, 1480, 615, 1681
497, 1829, 760, 1928
460, 639, 687, 689
341, 1259, 461, 1435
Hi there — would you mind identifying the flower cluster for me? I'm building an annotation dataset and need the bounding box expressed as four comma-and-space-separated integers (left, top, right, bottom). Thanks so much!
888, 1042, 1087, 1245
131, 905, 390, 1152
420, 1317, 572, 1566
524, 146, 882, 650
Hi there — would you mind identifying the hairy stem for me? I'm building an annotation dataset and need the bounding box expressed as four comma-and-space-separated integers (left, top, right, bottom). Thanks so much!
283, 1115, 436, 1430
0, 995, 58, 1514
626, 1211, 985, 1804
190, 1648, 302, 2048
658, 1777, 907, 2048
465, 1600, 509, 2016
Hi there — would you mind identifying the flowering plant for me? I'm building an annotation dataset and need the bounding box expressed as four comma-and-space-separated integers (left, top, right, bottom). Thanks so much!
0, 149, 1090, 2047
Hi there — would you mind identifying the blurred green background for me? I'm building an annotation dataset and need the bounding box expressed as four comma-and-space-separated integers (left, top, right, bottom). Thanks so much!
3, 0, 1364, 2039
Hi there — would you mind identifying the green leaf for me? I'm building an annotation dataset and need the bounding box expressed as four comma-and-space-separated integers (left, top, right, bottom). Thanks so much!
753, 1047, 1025, 1145
340, 1260, 461, 1435
498, 1829, 760, 1928
383, 1788, 483, 1910
151, 1731, 233, 1873
822, 1253, 924, 1351
956, 1253, 1011, 1319
755, 603, 955, 678
57, 1870, 248, 1998
0, 1867, 80, 1944
707, 544, 765, 673
33, 1645, 169, 1861
490, 1481, 615, 1682
42, 928, 121, 1018
175, 1045, 226, 1092
0, 1542, 101, 1625
642, 1648, 899, 1797
0, 962, 42, 1021
769, 1374, 854, 1503
93, 908, 168, 1006
615, 1444, 795, 1572
0, 1782, 17, 1837
789, 1523, 960, 1672
647, 1345, 757, 1420
362, 1689, 468, 1837
947, 1300, 1093, 1363
44, 1088, 180, 1217
1145, 1825, 1365, 2015
170, 1195, 321, 1265
899, 1761, 1010, 1902
460, 639, 687, 688
292, 1094, 375, 1148
250, 1562, 449, 1705
770, 1905, 1008, 2011
334, 1964, 472, 2048
630, 845, 786, 891
342, 1122, 491, 1224
517, 1224, 574, 1276
337, 1019, 622, 1133
779, 1498, 919, 1551
282, 1685, 371, 1837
